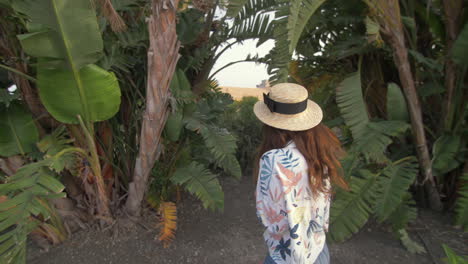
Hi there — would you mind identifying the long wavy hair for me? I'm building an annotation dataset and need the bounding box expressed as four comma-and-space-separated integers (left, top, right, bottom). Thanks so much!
253, 124, 349, 195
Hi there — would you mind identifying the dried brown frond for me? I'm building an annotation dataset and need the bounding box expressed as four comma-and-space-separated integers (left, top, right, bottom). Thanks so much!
157, 202, 177, 248
94, 0, 127, 32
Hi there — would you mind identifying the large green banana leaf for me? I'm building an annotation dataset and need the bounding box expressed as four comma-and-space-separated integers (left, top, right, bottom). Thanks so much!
387, 83, 409, 122
13, 0, 102, 69
337, 71, 409, 163
37, 64, 121, 124
0, 103, 39, 156
336, 71, 369, 140
12, 0, 121, 124
452, 22, 468, 67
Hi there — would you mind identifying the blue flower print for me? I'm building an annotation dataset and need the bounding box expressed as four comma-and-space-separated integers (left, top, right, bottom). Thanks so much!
290, 224, 299, 239
275, 238, 291, 260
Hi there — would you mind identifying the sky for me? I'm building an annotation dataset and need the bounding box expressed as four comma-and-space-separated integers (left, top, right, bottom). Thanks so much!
210, 39, 274, 88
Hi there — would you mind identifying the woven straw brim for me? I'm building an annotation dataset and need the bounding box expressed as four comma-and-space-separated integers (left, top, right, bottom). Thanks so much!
253, 99, 323, 131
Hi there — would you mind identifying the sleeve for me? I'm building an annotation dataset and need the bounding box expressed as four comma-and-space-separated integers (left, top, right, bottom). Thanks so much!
255, 152, 289, 237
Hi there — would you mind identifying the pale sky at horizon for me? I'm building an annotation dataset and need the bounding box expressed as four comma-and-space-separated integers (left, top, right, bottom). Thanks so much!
210, 39, 274, 88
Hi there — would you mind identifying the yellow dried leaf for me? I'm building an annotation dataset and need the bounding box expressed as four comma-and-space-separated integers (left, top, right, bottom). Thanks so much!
158, 202, 177, 248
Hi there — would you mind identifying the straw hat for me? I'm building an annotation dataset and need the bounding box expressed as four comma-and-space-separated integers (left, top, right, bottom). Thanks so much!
253, 83, 323, 131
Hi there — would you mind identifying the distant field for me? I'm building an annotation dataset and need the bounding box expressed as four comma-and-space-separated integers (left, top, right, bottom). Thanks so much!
220, 86, 269, 101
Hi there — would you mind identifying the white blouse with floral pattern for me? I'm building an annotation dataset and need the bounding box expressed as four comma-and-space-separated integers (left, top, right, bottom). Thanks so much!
255, 141, 331, 264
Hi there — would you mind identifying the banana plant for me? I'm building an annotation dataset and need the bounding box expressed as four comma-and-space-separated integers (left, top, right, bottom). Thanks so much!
8, 0, 121, 218
329, 68, 423, 253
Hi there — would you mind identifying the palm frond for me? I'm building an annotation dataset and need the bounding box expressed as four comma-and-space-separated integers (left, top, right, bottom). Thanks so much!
287, 0, 326, 53
336, 71, 369, 140
329, 169, 378, 242
157, 202, 177, 248
184, 111, 241, 179
226, 0, 249, 18
0, 164, 65, 263
171, 162, 224, 211
337, 71, 410, 162
230, 9, 273, 44
270, 0, 292, 83
201, 126, 241, 179
374, 157, 418, 222
386, 193, 417, 231
352, 121, 410, 163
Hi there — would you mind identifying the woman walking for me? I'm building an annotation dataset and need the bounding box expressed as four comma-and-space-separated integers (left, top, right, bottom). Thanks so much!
253, 83, 348, 264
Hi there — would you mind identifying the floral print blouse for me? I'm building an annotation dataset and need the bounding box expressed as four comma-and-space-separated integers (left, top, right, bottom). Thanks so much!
255, 141, 331, 263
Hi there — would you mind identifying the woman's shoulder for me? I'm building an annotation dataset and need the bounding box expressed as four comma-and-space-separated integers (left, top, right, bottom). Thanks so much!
259, 149, 280, 161
259, 143, 301, 161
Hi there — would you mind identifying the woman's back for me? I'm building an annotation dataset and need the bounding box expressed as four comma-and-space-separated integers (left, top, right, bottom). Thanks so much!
255, 141, 331, 263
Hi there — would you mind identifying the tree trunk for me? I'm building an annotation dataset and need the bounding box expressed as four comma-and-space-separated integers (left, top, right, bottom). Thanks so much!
441, 0, 463, 131
370, 0, 442, 210
125, 0, 180, 217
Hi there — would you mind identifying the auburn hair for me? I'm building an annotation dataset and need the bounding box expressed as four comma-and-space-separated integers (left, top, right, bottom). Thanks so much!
253, 124, 349, 196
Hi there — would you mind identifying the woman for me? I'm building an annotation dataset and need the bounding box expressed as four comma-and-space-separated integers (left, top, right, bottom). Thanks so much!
253, 83, 348, 264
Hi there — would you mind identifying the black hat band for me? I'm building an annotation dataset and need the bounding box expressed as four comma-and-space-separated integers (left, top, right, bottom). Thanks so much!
263, 93, 308, 115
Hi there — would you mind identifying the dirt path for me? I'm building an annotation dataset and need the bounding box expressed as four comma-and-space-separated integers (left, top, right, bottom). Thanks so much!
28, 176, 467, 264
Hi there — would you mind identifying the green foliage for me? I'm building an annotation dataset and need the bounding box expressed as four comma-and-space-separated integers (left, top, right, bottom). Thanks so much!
228, 0, 276, 44
151, 71, 241, 210
452, 22, 468, 67
431, 135, 463, 177
387, 83, 409, 122
184, 98, 242, 179
337, 71, 409, 163
13, 0, 102, 69
265, 0, 330, 83
37, 64, 121, 124
374, 157, 418, 222
223, 97, 262, 174
226, 0, 249, 18
0, 89, 20, 108
0, 102, 39, 156
336, 71, 369, 140
165, 110, 184, 142
11, 0, 121, 124
0, 127, 80, 264
330, 67, 420, 246
287, 0, 326, 53
455, 173, 468, 231
177, 9, 205, 45
398, 229, 426, 254
329, 169, 378, 242
386, 193, 417, 231
352, 121, 409, 163
171, 161, 224, 211
442, 244, 468, 264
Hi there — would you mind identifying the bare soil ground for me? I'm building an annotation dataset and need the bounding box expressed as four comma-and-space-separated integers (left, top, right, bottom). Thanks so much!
27, 176, 467, 264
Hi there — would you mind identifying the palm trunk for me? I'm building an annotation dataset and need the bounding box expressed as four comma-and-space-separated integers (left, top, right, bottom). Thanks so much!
125, 0, 180, 217
441, 0, 463, 131
368, 0, 442, 210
